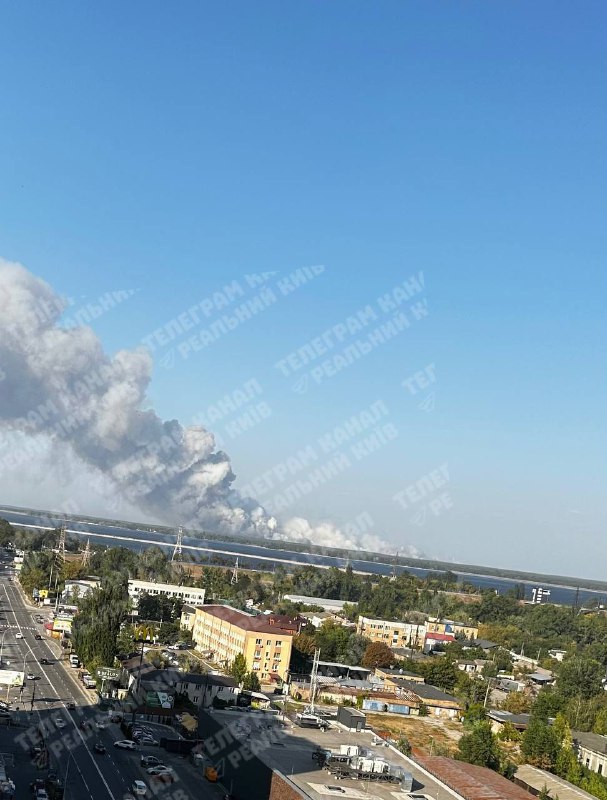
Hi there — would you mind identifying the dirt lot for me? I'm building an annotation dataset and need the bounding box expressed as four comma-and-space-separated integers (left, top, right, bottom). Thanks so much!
365, 712, 463, 756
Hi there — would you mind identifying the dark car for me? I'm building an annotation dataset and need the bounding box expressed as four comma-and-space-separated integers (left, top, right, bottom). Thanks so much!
34, 634, 42, 640
93, 742, 106, 754
66, 702, 75, 710
40, 658, 50, 665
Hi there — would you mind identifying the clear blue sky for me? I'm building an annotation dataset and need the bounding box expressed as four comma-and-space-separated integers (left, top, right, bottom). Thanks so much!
1, 2, 605, 577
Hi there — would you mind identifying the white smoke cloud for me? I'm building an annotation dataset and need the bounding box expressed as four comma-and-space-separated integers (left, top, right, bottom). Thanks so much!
0, 258, 408, 555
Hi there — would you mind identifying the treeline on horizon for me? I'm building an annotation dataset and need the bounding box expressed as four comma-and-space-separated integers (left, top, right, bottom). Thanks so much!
3, 503, 606, 592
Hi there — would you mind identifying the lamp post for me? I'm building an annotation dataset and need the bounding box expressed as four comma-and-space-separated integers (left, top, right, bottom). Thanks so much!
0, 629, 7, 667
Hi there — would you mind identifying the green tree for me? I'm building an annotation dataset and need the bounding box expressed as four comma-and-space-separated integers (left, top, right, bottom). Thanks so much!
521, 716, 562, 770
558, 656, 604, 699
422, 659, 459, 692
396, 737, 412, 755
502, 691, 532, 714
229, 653, 248, 685
457, 721, 500, 770
242, 672, 261, 692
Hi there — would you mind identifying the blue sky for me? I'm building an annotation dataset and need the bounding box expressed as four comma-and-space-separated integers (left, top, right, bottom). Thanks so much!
1, 2, 605, 576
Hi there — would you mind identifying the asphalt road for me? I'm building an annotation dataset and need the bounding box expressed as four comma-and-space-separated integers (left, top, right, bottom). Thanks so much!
0, 558, 224, 800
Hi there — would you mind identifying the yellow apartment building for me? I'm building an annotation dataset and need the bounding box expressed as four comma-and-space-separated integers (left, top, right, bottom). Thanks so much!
426, 618, 478, 640
191, 605, 293, 682
356, 615, 426, 650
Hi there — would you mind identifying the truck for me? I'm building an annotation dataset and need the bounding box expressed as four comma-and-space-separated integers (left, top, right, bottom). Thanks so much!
324, 753, 411, 786
295, 712, 328, 730
69, 655, 79, 668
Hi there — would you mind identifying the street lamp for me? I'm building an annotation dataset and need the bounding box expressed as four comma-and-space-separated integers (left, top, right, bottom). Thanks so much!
0, 628, 10, 666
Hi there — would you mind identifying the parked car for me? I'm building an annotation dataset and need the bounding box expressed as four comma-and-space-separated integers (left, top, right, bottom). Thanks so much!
114, 740, 137, 750
146, 767, 173, 776
66, 702, 75, 710
130, 781, 147, 796
138, 736, 159, 747
54, 717, 66, 729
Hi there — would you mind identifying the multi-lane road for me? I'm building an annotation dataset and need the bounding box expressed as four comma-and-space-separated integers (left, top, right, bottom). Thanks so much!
0, 560, 219, 800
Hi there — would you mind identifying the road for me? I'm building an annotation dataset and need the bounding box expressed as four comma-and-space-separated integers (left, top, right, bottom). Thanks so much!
0, 558, 224, 800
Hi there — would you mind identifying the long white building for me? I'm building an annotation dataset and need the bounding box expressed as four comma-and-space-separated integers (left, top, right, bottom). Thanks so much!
128, 579, 206, 614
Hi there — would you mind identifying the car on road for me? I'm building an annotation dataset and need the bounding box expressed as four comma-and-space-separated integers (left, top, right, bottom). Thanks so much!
140, 755, 164, 767
146, 766, 174, 776
34, 633, 42, 640
95, 719, 108, 729
130, 780, 147, 796
15, 632, 23, 639
54, 717, 66, 729
138, 736, 159, 747
93, 742, 106, 754
40, 658, 50, 665
114, 740, 137, 750
66, 702, 75, 710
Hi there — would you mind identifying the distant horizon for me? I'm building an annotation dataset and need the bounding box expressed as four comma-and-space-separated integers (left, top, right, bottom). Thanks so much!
2, 501, 606, 591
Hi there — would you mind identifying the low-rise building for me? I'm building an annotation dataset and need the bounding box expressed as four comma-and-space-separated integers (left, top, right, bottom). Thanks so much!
356, 615, 426, 649
176, 672, 238, 708
487, 710, 532, 734
416, 755, 533, 800
424, 631, 455, 652
192, 605, 293, 681
573, 731, 607, 775
375, 666, 425, 685
548, 648, 568, 662
61, 578, 101, 602
282, 595, 346, 612
128, 579, 206, 614
427, 618, 479, 640
299, 610, 343, 628
390, 678, 462, 718
515, 764, 599, 800
180, 604, 197, 632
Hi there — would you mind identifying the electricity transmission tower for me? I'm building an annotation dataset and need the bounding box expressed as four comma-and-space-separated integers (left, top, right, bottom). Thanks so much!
80, 538, 91, 570
230, 558, 239, 585
172, 526, 183, 562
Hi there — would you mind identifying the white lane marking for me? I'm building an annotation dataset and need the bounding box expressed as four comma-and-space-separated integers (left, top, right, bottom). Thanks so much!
2, 580, 118, 800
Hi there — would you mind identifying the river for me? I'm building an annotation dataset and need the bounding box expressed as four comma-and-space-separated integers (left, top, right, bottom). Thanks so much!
1, 506, 604, 607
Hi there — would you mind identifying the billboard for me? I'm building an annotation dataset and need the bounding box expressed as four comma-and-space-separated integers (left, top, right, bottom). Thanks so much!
145, 690, 174, 709
53, 616, 73, 634
0, 670, 24, 687
97, 667, 121, 681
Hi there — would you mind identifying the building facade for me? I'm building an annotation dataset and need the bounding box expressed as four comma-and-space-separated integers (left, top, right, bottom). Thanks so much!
357, 615, 426, 649
426, 618, 479, 640
573, 732, 607, 776
128, 580, 206, 613
192, 605, 293, 682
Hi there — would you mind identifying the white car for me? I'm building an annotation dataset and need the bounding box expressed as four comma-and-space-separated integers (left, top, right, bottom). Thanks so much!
15, 633, 23, 639
54, 717, 66, 729
114, 740, 137, 750
26, 673, 36, 680
95, 720, 108, 729
146, 766, 173, 775
130, 780, 147, 796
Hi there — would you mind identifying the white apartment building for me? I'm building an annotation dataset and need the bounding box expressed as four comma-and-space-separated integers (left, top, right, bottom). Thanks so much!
357, 615, 427, 649
128, 580, 205, 614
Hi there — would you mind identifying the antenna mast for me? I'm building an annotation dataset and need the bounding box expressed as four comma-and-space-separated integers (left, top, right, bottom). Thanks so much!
231, 557, 239, 585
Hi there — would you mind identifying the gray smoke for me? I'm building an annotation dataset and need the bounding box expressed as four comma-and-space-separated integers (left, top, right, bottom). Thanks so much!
0, 258, 403, 554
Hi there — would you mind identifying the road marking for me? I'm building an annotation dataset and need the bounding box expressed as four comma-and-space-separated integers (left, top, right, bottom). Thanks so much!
2, 580, 118, 800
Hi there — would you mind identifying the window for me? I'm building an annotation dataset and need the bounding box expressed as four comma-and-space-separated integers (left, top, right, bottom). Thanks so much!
275, 640, 281, 647
266, 640, 271, 645
256, 638, 262, 645
599, 765, 603, 776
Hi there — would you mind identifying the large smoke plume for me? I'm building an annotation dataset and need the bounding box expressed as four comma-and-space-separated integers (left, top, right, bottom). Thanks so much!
0, 258, 407, 555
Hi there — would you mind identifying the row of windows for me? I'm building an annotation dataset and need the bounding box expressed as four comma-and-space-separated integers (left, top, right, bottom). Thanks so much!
255, 638, 282, 646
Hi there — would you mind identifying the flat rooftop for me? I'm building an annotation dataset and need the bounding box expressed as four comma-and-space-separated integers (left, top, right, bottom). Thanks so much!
209, 708, 459, 800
